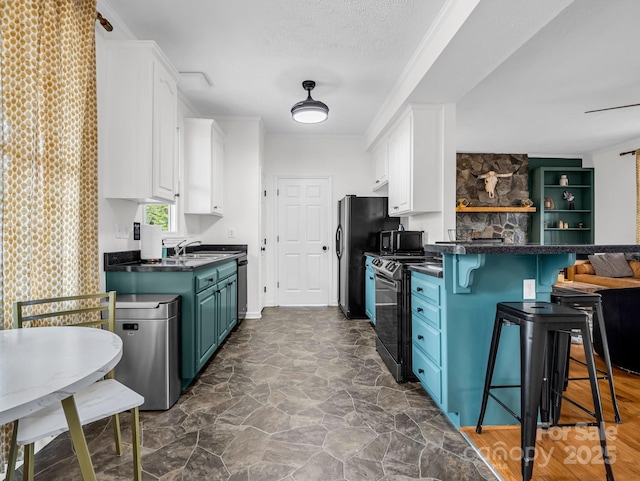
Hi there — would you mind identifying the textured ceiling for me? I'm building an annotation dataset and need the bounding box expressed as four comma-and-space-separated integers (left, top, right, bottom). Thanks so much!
101, 0, 446, 137
100, 0, 640, 156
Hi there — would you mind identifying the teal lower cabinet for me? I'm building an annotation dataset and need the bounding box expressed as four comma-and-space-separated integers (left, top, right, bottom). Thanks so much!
364, 255, 376, 324
411, 252, 576, 428
216, 273, 237, 346
106, 260, 238, 390
196, 283, 218, 372
411, 273, 444, 407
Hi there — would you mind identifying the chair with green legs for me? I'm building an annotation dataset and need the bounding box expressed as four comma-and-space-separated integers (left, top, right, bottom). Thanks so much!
5, 292, 143, 481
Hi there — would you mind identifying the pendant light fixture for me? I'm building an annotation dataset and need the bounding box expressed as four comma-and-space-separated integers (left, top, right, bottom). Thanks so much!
291, 80, 329, 124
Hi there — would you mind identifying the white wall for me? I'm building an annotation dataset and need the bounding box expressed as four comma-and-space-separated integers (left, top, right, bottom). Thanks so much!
197, 119, 264, 318
263, 135, 378, 307
584, 138, 639, 245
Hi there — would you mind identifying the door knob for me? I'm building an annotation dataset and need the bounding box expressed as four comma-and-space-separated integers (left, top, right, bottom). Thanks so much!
322, 246, 328, 251
261, 247, 266, 251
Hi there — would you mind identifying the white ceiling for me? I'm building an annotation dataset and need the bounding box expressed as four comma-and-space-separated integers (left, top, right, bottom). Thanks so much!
100, 0, 640, 157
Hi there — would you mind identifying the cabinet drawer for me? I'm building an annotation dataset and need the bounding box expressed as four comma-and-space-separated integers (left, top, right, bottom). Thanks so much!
411, 275, 440, 305
195, 268, 218, 292
413, 347, 441, 404
412, 295, 440, 329
412, 316, 441, 365
216, 260, 236, 281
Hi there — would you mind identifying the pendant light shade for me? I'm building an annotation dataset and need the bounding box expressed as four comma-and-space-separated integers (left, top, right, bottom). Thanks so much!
291, 80, 329, 124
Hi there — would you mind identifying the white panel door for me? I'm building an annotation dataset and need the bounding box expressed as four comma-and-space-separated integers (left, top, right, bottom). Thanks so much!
277, 178, 330, 305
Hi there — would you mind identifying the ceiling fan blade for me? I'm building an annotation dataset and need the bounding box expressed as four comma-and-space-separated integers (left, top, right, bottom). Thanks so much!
585, 103, 640, 113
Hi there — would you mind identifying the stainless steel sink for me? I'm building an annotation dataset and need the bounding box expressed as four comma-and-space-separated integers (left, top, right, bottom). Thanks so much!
161, 258, 215, 267
171, 252, 234, 260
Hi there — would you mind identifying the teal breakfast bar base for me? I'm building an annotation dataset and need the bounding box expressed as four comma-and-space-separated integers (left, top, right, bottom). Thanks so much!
410, 243, 640, 429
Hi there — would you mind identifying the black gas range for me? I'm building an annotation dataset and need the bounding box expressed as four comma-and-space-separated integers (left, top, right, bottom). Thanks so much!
370, 253, 437, 382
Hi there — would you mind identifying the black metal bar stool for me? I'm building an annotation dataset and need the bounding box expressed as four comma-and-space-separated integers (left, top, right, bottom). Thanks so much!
476, 302, 614, 481
551, 288, 622, 424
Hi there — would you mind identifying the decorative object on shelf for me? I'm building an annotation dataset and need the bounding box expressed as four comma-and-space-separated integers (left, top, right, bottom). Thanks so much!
563, 190, 575, 210
578, 222, 584, 228
559, 174, 569, 186
520, 198, 534, 207
558, 220, 565, 229
544, 197, 554, 210
291, 80, 329, 124
457, 198, 470, 208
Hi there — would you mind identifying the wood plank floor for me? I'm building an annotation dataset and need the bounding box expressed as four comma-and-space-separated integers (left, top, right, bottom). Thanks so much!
462, 343, 640, 481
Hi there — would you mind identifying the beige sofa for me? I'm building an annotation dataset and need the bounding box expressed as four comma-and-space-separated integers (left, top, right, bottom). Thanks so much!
568, 259, 640, 288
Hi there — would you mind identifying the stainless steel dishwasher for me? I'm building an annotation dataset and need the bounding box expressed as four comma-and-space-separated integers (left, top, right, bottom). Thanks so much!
112, 294, 181, 410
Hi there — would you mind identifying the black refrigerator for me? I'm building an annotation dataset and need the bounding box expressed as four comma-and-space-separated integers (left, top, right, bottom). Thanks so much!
336, 195, 399, 318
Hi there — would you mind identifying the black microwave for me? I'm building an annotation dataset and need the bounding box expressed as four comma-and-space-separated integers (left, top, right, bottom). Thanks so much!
380, 230, 424, 254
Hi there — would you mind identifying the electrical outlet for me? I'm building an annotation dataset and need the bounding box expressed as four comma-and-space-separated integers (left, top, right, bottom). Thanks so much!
523, 279, 536, 299
133, 222, 141, 240
228, 227, 235, 238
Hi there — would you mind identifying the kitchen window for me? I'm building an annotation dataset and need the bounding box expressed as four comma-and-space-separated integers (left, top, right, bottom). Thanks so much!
144, 203, 177, 232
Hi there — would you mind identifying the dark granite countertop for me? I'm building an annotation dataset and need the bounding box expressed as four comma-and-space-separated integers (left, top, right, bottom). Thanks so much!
363, 251, 429, 260
105, 245, 247, 272
423, 243, 640, 255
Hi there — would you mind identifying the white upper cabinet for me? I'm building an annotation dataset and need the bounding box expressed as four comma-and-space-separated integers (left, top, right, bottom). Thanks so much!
371, 139, 389, 190
183, 118, 225, 216
101, 41, 180, 203
387, 105, 444, 217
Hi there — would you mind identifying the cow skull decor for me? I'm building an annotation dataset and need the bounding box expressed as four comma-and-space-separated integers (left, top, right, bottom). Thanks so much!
477, 171, 514, 198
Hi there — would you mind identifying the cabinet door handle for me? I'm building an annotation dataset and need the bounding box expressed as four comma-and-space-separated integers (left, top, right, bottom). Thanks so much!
418, 368, 424, 374
417, 335, 424, 340
417, 307, 423, 313
208, 278, 215, 282
369, 276, 374, 280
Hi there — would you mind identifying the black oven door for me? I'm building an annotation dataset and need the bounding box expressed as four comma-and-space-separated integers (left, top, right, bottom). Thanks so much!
374, 273, 402, 379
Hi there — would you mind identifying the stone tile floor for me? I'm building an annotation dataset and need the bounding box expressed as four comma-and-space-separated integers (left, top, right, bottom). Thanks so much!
13, 307, 498, 480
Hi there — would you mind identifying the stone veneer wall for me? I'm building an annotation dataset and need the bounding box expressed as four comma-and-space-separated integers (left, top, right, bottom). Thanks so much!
456, 153, 530, 243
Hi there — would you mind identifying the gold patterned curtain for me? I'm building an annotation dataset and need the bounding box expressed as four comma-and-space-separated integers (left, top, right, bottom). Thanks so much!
0, 0, 99, 467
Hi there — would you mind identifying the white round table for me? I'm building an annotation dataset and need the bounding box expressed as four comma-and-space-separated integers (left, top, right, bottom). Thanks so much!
0, 326, 122, 480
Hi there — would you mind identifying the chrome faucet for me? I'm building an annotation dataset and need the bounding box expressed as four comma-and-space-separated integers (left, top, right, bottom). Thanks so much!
174, 240, 201, 257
